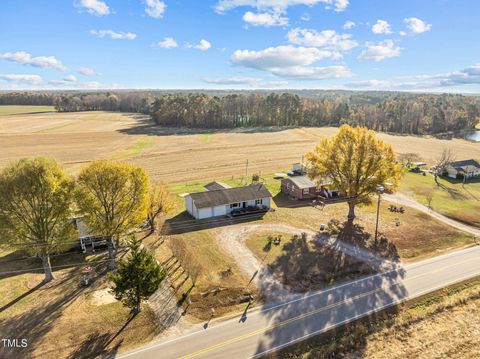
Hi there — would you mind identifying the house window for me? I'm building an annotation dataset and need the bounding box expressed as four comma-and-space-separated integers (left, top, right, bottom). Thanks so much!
230, 203, 240, 209
303, 188, 309, 195
255, 199, 263, 205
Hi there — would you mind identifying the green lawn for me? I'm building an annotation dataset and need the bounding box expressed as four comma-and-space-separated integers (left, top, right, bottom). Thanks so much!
109, 137, 156, 160
399, 172, 480, 227
0, 105, 56, 116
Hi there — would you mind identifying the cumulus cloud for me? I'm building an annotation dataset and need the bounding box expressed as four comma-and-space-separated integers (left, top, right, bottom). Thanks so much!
186, 39, 212, 51
301, 13, 311, 21
343, 20, 356, 29
345, 64, 480, 91
144, 0, 166, 18
90, 29, 137, 40
404, 17, 431, 34
243, 11, 288, 27
0, 51, 66, 71
154, 37, 178, 49
359, 40, 401, 61
78, 67, 95, 76
372, 19, 392, 34
215, 0, 349, 13
287, 28, 357, 51
76, 0, 110, 16
202, 76, 262, 85
232, 45, 352, 80
0, 74, 43, 85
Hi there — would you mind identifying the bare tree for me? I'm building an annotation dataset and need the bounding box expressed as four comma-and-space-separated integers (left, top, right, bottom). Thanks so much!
433, 148, 455, 186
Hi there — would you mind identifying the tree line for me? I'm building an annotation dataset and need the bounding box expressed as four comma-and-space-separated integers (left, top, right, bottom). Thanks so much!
1, 90, 479, 134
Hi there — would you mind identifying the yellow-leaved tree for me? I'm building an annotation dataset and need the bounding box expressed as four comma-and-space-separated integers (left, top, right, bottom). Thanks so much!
305, 125, 402, 222
76, 161, 150, 269
0, 157, 76, 282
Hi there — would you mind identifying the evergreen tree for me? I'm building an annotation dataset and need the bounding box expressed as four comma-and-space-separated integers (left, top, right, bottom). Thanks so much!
109, 237, 165, 313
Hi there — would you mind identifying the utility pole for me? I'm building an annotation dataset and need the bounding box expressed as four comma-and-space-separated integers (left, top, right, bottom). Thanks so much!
374, 185, 385, 246
245, 159, 249, 180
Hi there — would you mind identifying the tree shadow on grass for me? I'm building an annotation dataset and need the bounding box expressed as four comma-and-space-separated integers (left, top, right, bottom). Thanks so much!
253, 231, 407, 358
0, 272, 93, 359
331, 220, 401, 263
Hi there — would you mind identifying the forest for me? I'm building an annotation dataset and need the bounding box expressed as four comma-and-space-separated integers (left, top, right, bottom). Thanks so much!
1, 90, 479, 135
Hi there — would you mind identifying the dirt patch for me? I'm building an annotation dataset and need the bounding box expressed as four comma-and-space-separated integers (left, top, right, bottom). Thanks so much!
188, 287, 252, 320
91, 288, 117, 305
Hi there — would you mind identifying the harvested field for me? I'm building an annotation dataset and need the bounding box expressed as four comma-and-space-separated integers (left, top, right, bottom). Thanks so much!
0, 109, 479, 184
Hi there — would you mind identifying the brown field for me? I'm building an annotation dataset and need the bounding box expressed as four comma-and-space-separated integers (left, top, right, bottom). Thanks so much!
281, 279, 480, 359
1, 110, 479, 183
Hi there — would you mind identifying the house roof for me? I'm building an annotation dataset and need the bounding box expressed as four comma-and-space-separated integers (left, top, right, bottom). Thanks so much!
448, 159, 480, 173
285, 176, 316, 189
204, 181, 232, 191
283, 175, 330, 189
189, 184, 272, 209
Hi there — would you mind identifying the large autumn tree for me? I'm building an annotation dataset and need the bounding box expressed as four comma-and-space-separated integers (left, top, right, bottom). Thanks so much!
305, 125, 402, 222
0, 157, 76, 282
76, 161, 150, 269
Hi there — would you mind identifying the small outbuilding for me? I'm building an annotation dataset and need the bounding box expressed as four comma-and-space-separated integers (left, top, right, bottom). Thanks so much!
185, 184, 272, 220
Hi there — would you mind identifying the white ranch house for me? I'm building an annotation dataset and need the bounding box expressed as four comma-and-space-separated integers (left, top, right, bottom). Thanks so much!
185, 183, 272, 220
445, 159, 480, 179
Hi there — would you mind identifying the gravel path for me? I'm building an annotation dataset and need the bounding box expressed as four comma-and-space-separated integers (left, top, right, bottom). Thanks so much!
384, 192, 480, 237
216, 223, 395, 300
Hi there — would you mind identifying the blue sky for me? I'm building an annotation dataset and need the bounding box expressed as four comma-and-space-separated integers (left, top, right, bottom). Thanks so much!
1, 0, 479, 92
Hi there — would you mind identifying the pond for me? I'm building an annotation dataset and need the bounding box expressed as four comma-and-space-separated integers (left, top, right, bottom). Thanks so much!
464, 130, 480, 142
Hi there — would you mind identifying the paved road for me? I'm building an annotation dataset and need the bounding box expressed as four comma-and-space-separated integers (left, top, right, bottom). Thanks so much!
120, 246, 480, 359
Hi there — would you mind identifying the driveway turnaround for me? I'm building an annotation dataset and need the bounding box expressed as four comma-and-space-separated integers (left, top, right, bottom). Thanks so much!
120, 246, 480, 359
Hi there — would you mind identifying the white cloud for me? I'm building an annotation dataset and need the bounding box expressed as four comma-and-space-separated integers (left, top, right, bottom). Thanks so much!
64, 75, 77, 82
215, 0, 349, 13
0, 51, 66, 71
343, 20, 355, 29
301, 13, 310, 21
404, 17, 431, 34
144, 0, 166, 18
359, 40, 401, 61
345, 64, 480, 91
287, 28, 357, 51
186, 39, 212, 51
0, 74, 43, 85
372, 19, 392, 34
155, 37, 178, 49
202, 76, 262, 85
399, 31, 407, 37
90, 29, 137, 40
78, 67, 95, 76
243, 11, 288, 27
76, 0, 110, 16
232, 45, 352, 80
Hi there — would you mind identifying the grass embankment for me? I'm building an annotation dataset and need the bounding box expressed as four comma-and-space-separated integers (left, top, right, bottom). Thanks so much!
278, 278, 480, 359
400, 172, 480, 227
0, 250, 157, 359
0, 105, 55, 116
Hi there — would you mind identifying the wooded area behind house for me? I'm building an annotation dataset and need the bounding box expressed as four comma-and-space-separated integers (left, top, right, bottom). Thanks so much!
1, 90, 479, 135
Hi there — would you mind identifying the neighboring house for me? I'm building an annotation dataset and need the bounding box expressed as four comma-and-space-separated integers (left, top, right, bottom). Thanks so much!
185, 184, 272, 220
73, 217, 108, 252
281, 176, 337, 200
445, 159, 480, 179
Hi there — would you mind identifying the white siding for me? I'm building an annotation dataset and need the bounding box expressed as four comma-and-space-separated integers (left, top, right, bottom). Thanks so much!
213, 205, 227, 216
197, 208, 212, 220
185, 196, 194, 216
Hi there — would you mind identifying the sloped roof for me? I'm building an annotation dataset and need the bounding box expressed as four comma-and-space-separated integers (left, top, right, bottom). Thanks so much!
204, 181, 232, 191
286, 176, 316, 189
448, 159, 480, 172
283, 175, 330, 189
189, 184, 271, 209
